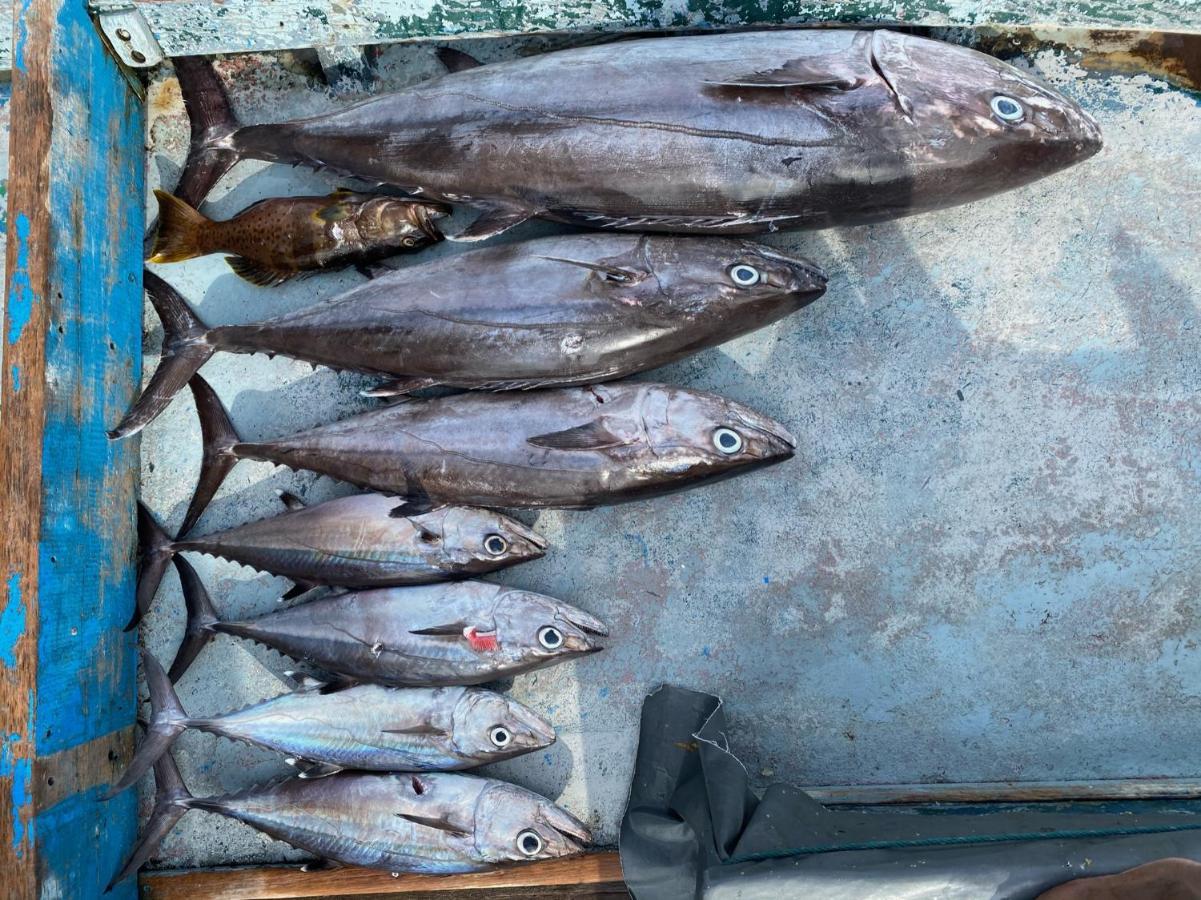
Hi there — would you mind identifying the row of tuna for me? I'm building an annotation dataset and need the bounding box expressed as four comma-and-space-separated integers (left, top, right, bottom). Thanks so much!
108, 26, 1100, 888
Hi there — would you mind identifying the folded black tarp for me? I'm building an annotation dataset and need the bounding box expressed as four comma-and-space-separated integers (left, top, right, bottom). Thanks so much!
620, 686, 1201, 899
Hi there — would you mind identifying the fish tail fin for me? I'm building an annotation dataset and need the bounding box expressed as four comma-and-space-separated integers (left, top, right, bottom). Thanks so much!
180, 374, 242, 535
168, 555, 222, 683
108, 271, 215, 440
104, 750, 194, 892
104, 650, 189, 798
149, 190, 212, 263
171, 55, 242, 208
126, 502, 178, 632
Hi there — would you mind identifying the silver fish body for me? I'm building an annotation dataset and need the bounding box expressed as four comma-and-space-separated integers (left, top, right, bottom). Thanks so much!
182, 30, 1101, 238
187, 378, 796, 519
172, 577, 607, 686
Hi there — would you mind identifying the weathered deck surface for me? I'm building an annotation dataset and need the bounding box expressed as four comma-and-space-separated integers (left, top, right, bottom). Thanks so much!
134, 32, 1201, 869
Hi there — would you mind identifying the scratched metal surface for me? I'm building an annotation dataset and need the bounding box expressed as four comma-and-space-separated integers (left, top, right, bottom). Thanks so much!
135, 35, 1201, 869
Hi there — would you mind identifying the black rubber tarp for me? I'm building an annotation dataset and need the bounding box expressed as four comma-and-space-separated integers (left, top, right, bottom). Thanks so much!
619, 686, 1201, 899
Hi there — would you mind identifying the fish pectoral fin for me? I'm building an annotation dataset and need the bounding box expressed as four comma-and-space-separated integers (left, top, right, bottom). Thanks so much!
294, 760, 344, 779
396, 812, 472, 838
527, 417, 632, 452
408, 521, 442, 544
436, 46, 483, 73
705, 56, 862, 90
409, 621, 471, 637
281, 580, 319, 602
382, 723, 450, 737
224, 256, 295, 287
361, 377, 439, 398
389, 498, 437, 518
284, 670, 327, 692
450, 204, 534, 242
539, 256, 648, 284
277, 490, 306, 512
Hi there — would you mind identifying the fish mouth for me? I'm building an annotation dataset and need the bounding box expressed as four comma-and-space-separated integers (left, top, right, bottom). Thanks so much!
557, 606, 609, 638
506, 517, 550, 553
543, 804, 592, 849
411, 202, 452, 241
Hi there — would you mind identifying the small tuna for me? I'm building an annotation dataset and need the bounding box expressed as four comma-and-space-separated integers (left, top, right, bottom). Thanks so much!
168, 563, 607, 685
176, 374, 795, 529
110, 234, 825, 436
149, 188, 448, 285
108, 650, 556, 796
131, 493, 547, 629
106, 752, 590, 888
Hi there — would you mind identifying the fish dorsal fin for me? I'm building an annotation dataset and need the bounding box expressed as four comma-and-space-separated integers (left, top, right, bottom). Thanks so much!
528, 417, 631, 452
436, 47, 483, 73
540, 256, 647, 284
450, 205, 533, 242
277, 491, 306, 512
397, 812, 472, 837
383, 722, 450, 736
224, 256, 295, 287
705, 55, 863, 90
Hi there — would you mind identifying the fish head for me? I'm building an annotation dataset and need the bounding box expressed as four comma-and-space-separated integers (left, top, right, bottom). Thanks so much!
639, 237, 827, 316
473, 783, 592, 863
433, 507, 548, 568
357, 196, 451, 247
869, 31, 1102, 193
494, 591, 608, 665
638, 387, 797, 483
451, 690, 557, 760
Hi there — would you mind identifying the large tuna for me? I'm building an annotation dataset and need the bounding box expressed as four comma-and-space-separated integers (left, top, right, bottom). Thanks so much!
111, 236, 825, 435
168, 562, 607, 685
178, 374, 795, 528
171, 31, 1101, 240
106, 752, 589, 887
108, 650, 556, 796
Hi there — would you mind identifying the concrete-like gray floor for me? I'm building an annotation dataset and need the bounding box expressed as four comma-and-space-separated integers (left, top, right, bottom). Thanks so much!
136, 35, 1201, 869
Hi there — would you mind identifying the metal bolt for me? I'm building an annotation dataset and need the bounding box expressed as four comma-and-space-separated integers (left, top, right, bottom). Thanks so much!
116, 27, 131, 40
131, 49, 146, 63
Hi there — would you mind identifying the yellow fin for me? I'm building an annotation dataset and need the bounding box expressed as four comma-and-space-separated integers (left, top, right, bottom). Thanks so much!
224, 256, 294, 287
149, 190, 212, 263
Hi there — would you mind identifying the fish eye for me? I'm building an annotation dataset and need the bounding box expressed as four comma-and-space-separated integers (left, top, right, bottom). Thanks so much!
483, 534, 509, 556
537, 626, 564, 650
990, 95, 1025, 124
712, 427, 744, 455
489, 725, 512, 748
728, 264, 761, 287
517, 829, 543, 856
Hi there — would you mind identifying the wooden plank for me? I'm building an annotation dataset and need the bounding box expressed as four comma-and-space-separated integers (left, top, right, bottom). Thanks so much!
141, 852, 626, 900
804, 778, 1201, 805
1, 0, 1200, 74
0, 0, 143, 895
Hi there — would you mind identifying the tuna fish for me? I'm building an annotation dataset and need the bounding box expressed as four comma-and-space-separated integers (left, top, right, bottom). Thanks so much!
149, 188, 448, 285
168, 562, 607, 685
131, 493, 547, 629
108, 650, 556, 796
106, 752, 589, 887
110, 235, 825, 436
170, 31, 1101, 241
177, 374, 795, 528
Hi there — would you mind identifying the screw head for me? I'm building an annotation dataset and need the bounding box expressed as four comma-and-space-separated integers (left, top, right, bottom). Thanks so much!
115, 27, 131, 40
131, 49, 147, 63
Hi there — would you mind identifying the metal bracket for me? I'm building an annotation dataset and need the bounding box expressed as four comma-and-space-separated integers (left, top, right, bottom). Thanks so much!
88, 1, 164, 69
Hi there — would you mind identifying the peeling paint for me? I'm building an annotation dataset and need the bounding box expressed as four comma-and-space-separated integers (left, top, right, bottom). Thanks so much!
0, 573, 24, 669
7, 214, 35, 346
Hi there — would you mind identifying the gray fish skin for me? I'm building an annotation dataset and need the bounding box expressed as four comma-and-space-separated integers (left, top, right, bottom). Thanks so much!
210, 581, 608, 686
211, 234, 827, 387
176, 495, 547, 585
190, 772, 590, 874
109, 236, 823, 438
227, 382, 797, 510
202, 30, 1101, 235
197, 684, 555, 771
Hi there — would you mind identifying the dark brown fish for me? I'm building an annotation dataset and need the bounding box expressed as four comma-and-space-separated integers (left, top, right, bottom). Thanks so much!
149, 188, 448, 285
130, 494, 547, 630
107, 753, 589, 888
179, 374, 796, 529
171, 31, 1101, 241
110, 236, 825, 437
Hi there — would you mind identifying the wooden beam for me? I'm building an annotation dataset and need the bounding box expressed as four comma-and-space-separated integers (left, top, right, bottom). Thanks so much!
0, 0, 143, 896
140, 852, 626, 900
